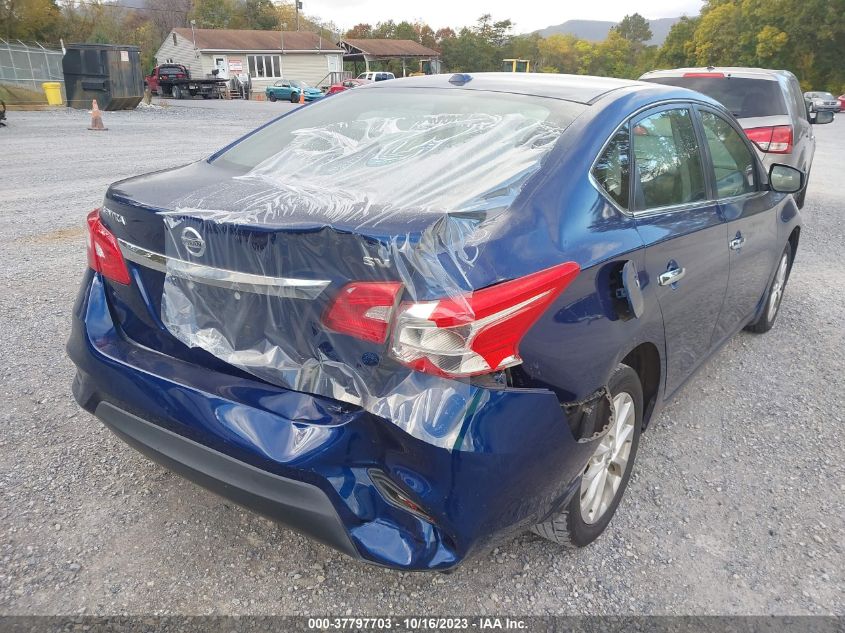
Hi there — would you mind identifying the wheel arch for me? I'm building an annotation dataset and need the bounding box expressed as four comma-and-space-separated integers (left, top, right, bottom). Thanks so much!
620, 342, 661, 430
788, 226, 800, 260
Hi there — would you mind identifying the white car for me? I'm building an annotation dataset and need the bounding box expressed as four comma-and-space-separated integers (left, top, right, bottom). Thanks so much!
356, 71, 395, 82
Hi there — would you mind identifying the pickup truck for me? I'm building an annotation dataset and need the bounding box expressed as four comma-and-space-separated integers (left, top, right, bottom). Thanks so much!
144, 64, 227, 99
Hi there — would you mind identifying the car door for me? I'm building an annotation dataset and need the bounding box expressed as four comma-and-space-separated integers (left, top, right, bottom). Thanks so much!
696, 106, 779, 342
631, 105, 730, 395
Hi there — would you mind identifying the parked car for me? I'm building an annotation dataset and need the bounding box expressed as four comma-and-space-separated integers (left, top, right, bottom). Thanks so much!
326, 78, 368, 95
68, 73, 812, 571
839, 95, 845, 112
804, 91, 840, 113
356, 71, 395, 82
640, 67, 833, 208
265, 79, 323, 103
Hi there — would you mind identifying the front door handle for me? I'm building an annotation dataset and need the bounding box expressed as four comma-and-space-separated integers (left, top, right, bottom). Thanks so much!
730, 235, 746, 250
658, 267, 686, 286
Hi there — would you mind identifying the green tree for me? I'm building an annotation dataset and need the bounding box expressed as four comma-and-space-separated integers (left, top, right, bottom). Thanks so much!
614, 13, 652, 43
393, 20, 417, 41
238, 0, 278, 30
190, 0, 238, 29
657, 15, 699, 67
537, 33, 579, 74
595, 29, 636, 77
1, 0, 60, 40
692, 2, 744, 66
755, 25, 789, 65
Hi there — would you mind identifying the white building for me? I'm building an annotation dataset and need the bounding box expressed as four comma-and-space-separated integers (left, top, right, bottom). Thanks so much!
154, 28, 344, 97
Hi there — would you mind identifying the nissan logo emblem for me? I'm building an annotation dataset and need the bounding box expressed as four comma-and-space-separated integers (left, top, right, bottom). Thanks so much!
181, 227, 206, 257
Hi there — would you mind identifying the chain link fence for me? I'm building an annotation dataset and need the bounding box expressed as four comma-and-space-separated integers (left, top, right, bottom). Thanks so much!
0, 39, 64, 104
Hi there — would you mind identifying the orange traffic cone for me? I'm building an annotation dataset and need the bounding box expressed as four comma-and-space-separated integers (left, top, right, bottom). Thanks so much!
88, 99, 107, 131
298, 90, 305, 105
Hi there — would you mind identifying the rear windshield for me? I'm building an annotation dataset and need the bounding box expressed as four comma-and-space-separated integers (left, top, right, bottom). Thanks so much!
159, 66, 184, 76
212, 88, 584, 213
645, 76, 788, 118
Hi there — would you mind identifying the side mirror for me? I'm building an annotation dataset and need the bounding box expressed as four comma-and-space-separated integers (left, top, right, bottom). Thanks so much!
769, 164, 804, 194
813, 110, 834, 124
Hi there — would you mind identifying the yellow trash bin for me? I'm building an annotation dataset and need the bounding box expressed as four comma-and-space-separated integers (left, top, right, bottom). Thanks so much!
42, 82, 63, 105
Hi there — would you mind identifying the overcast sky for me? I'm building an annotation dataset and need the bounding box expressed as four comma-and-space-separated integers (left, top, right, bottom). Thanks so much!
302, 0, 705, 34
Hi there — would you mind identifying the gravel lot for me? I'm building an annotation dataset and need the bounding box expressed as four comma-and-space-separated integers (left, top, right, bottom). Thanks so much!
1, 100, 843, 616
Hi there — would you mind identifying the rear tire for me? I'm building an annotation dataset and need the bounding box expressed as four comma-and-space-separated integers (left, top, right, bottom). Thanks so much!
532, 363, 643, 547
745, 242, 792, 334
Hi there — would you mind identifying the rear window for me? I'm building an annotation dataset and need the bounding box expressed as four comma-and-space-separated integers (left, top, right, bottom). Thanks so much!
213, 89, 584, 213
159, 66, 184, 76
644, 76, 788, 118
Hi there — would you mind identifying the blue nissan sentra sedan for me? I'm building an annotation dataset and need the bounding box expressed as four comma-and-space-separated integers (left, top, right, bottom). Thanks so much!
68, 73, 804, 571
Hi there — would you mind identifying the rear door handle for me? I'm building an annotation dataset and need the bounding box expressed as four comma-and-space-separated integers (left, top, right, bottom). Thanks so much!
730, 236, 746, 250
658, 267, 686, 286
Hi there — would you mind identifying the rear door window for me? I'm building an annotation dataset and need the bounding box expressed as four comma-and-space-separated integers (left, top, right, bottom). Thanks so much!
632, 108, 707, 211
698, 110, 757, 198
789, 79, 808, 120
592, 128, 630, 209
644, 76, 788, 118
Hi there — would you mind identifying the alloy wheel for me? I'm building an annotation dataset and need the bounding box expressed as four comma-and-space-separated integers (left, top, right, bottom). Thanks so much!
767, 252, 789, 322
579, 391, 636, 524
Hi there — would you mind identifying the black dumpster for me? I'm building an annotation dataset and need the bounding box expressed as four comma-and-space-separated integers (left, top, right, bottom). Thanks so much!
62, 44, 144, 110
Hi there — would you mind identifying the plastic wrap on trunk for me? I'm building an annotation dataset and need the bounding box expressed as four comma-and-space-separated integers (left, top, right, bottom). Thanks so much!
159, 101, 572, 450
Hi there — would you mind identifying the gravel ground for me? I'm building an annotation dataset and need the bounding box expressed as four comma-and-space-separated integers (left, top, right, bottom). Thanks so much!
0, 101, 843, 617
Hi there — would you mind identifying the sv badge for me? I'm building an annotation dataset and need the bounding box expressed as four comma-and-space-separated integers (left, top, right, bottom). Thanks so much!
363, 256, 391, 268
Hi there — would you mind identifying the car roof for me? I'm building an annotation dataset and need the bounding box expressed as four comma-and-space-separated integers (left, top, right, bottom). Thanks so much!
359, 72, 647, 104
640, 67, 793, 82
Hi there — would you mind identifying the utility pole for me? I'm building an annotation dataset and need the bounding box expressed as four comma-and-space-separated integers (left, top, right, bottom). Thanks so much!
295, 1, 302, 31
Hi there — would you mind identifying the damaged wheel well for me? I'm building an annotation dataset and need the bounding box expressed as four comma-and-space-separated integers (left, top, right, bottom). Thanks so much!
621, 343, 660, 429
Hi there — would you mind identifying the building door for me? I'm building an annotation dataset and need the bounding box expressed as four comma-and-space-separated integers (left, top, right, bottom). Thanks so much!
214, 56, 228, 79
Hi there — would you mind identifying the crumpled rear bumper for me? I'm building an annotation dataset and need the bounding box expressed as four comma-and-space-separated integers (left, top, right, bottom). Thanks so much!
67, 272, 600, 570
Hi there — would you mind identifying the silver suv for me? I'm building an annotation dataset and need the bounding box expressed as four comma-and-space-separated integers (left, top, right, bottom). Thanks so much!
639, 67, 833, 208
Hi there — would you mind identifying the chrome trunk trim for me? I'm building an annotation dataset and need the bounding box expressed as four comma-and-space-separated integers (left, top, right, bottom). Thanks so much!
118, 239, 331, 299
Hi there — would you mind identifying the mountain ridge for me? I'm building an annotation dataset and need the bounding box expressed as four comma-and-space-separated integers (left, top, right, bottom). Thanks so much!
535, 17, 682, 46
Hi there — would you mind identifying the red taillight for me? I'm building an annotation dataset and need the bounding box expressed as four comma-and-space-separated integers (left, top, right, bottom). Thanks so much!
322, 281, 403, 344
86, 209, 130, 285
682, 72, 725, 77
745, 125, 793, 154
322, 263, 580, 377
391, 262, 580, 377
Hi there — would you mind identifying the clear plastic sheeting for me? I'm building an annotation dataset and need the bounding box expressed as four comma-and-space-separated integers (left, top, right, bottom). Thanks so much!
243, 113, 561, 219
159, 88, 582, 450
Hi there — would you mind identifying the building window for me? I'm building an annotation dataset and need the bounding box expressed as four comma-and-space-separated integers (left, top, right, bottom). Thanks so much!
247, 54, 282, 78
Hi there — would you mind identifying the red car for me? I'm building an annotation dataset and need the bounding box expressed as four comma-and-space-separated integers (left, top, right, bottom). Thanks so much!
839, 95, 845, 112
326, 78, 368, 96
144, 64, 188, 94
